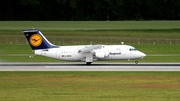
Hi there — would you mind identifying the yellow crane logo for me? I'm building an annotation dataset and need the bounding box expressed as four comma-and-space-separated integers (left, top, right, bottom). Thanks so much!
30, 34, 42, 47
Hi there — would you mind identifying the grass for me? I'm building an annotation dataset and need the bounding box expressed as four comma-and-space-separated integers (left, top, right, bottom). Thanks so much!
0, 72, 180, 101
0, 21, 180, 31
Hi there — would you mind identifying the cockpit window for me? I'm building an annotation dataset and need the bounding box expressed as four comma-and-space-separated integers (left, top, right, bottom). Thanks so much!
129, 48, 137, 51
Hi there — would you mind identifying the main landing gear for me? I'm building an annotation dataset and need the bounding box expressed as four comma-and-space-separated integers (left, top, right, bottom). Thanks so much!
86, 62, 92, 65
86, 53, 93, 65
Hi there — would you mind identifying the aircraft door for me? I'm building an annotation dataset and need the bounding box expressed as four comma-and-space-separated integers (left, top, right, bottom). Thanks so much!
56, 49, 61, 58
121, 48, 126, 55
41, 49, 48, 56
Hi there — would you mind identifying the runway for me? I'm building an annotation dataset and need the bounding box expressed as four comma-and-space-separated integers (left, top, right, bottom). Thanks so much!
1, 62, 180, 71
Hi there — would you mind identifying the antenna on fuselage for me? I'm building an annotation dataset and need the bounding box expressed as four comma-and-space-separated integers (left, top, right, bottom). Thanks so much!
90, 42, 92, 45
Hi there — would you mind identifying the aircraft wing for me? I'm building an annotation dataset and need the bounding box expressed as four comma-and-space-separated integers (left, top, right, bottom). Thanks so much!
78, 45, 103, 53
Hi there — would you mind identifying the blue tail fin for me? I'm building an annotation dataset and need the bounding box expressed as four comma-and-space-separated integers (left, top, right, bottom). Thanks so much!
22, 29, 58, 50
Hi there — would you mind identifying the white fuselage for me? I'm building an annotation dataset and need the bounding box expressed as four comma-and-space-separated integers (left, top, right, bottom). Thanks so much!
34, 44, 146, 62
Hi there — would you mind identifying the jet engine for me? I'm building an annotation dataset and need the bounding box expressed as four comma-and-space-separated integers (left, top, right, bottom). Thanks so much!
94, 51, 109, 58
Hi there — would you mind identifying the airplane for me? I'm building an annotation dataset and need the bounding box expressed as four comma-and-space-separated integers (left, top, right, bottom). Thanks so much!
22, 29, 146, 65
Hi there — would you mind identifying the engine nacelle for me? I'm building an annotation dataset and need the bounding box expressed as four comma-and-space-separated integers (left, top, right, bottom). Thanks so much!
94, 52, 109, 58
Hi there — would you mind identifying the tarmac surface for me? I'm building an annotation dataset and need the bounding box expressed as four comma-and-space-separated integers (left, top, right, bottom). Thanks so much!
0, 62, 180, 71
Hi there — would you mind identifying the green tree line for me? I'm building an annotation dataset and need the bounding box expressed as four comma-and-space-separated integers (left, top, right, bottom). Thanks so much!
0, 0, 180, 20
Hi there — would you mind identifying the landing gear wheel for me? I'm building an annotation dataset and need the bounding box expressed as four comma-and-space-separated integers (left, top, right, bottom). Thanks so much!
86, 62, 92, 65
135, 60, 138, 64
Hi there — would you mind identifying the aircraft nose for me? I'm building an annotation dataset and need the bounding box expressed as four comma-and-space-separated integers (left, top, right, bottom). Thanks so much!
139, 52, 146, 58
